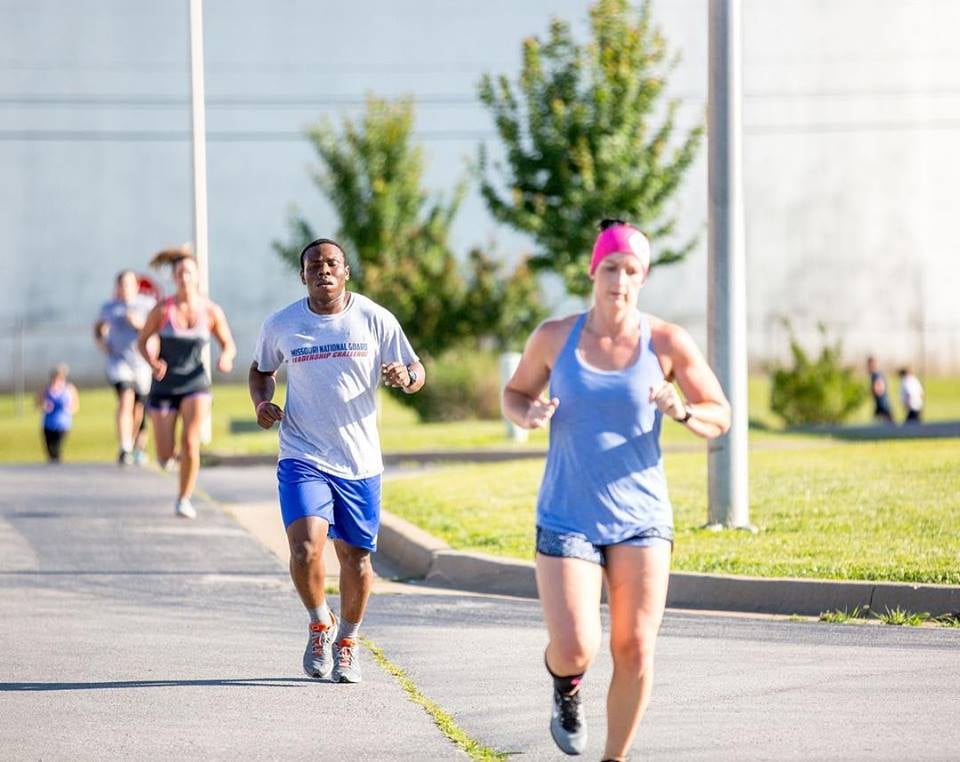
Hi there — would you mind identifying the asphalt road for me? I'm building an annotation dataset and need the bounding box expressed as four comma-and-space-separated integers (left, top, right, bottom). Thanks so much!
2, 463, 958, 761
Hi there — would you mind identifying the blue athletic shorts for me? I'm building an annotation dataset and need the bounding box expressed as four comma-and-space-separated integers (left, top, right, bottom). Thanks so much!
277, 458, 381, 551
535, 525, 672, 567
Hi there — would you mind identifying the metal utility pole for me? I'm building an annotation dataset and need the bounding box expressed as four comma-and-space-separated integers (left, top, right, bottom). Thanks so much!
707, 0, 751, 529
189, 0, 213, 443
189, 0, 209, 298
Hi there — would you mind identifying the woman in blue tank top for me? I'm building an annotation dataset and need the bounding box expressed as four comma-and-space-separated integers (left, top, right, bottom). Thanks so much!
503, 220, 731, 760
138, 249, 236, 519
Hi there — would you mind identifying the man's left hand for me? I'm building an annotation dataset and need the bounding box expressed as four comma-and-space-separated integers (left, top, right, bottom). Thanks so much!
381, 362, 411, 389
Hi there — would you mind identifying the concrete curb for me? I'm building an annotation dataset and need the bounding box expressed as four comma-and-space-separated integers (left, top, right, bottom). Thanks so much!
378, 509, 960, 617
202, 449, 549, 469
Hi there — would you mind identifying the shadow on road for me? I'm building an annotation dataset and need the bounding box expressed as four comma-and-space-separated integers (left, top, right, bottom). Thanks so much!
1, 677, 321, 692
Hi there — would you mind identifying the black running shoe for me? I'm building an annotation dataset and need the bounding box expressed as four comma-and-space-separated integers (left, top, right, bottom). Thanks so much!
550, 686, 587, 755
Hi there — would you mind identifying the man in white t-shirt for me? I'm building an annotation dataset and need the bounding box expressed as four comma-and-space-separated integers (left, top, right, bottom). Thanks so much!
898, 366, 924, 423
249, 238, 425, 683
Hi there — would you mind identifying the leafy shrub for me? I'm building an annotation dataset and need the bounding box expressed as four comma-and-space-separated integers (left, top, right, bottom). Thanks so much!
769, 323, 867, 425
390, 350, 502, 422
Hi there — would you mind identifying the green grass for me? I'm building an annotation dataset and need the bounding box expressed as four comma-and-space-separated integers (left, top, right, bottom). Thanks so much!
0, 383, 547, 464
818, 607, 869, 624
382, 438, 960, 585
874, 606, 930, 626
362, 637, 507, 761
4, 375, 957, 463
5, 379, 960, 585
818, 607, 960, 628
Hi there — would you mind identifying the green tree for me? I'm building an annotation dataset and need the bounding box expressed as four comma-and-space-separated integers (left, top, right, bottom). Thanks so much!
477, 0, 703, 296
769, 322, 867, 426
459, 248, 547, 352
274, 95, 547, 360
274, 96, 468, 358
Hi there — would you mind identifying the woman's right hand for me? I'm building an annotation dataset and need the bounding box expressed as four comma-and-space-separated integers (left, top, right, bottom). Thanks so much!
523, 396, 560, 429
151, 359, 167, 381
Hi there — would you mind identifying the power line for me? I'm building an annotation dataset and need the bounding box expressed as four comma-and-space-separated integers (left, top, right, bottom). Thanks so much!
0, 93, 483, 109
4, 116, 960, 144
744, 118, 960, 134
0, 128, 497, 142
4, 86, 960, 111
0, 59, 517, 74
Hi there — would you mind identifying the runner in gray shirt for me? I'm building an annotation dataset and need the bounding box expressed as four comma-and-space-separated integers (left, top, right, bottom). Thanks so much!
94, 270, 155, 465
249, 238, 425, 683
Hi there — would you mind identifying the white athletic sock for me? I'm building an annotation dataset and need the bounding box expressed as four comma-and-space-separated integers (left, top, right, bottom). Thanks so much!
120, 437, 133, 452
308, 602, 332, 626
336, 618, 360, 642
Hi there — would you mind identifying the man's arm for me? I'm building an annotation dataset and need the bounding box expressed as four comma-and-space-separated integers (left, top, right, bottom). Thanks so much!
249, 361, 283, 429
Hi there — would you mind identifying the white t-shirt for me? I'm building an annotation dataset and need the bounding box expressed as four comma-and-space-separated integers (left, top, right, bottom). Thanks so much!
253, 294, 418, 478
98, 295, 156, 393
900, 374, 924, 412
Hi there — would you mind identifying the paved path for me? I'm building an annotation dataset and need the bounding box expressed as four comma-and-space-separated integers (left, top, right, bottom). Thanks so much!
2, 464, 959, 760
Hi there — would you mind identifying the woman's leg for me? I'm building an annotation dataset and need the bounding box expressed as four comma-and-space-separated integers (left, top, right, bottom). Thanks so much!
536, 554, 604, 676
133, 398, 149, 454
602, 543, 671, 760
177, 394, 210, 501
43, 429, 63, 462
116, 387, 135, 453
536, 552, 603, 754
149, 406, 177, 466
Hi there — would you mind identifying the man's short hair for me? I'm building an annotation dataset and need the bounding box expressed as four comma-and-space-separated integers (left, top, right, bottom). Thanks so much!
299, 238, 347, 270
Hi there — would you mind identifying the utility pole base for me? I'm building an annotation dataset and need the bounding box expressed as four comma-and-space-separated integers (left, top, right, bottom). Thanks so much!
702, 522, 758, 534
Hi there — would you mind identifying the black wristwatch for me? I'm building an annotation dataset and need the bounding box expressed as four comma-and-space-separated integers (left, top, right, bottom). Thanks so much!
405, 369, 418, 388
676, 409, 692, 423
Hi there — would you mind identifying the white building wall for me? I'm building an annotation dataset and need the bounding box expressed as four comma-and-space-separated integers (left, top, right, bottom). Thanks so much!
1, 0, 958, 389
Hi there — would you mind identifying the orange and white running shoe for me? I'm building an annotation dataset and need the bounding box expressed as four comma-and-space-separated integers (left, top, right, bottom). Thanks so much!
303, 614, 336, 679
332, 638, 362, 683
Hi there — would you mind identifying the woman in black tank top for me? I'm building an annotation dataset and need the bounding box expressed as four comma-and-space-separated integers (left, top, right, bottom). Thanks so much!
137, 250, 236, 519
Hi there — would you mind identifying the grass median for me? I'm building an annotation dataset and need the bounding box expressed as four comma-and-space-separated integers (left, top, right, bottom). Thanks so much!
383, 438, 960, 585
0, 383, 548, 463
4, 379, 958, 585
4, 376, 958, 463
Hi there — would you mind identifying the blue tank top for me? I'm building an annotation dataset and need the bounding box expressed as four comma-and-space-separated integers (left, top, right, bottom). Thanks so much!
42, 385, 73, 432
535, 312, 673, 544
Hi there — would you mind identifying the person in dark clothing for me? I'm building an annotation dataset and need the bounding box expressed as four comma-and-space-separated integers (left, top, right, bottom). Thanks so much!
866, 356, 894, 424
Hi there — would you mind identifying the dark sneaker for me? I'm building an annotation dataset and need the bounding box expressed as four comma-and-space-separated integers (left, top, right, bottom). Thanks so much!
332, 638, 362, 683
118, 449, 133, 466
303, 614, 336, 679
550, 685, 587, 755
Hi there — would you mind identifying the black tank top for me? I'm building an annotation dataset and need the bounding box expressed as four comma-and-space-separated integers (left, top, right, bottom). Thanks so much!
151, 297, 211, 396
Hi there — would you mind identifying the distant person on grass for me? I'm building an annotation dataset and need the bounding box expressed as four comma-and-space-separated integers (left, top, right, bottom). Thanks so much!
94, 270, 156, 465
503, 219, 731, 761
249, 238, 425, 684
37, 364, 79, 463
898, 366, 924, 423
138, 248, 236, 519
866, 356, 894, 424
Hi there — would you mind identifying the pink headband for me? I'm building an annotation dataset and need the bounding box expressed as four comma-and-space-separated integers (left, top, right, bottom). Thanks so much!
589, 224, 651, 274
